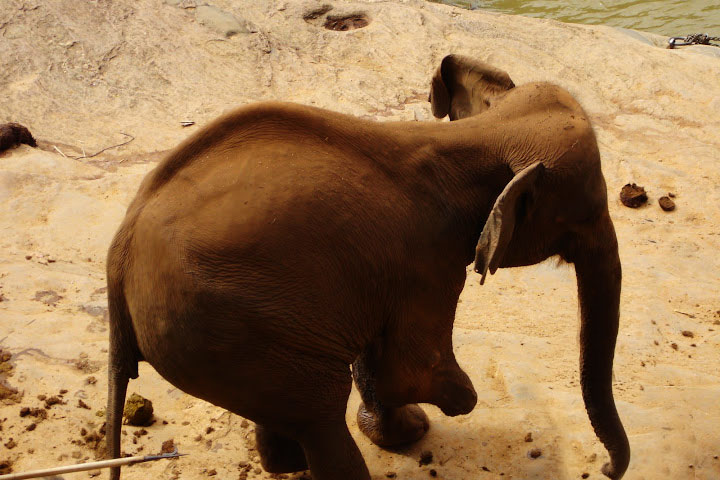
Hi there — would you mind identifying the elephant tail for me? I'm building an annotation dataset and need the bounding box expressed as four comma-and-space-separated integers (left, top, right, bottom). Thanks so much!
106, 231, 141, 480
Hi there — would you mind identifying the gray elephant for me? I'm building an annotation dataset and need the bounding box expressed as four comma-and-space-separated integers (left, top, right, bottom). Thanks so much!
106, 54, 629, 480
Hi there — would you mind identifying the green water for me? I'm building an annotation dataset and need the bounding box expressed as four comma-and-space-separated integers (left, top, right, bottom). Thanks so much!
432, 0, 720, 37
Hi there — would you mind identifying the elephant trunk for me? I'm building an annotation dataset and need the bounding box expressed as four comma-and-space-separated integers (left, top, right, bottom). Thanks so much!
574, 213, 630, 480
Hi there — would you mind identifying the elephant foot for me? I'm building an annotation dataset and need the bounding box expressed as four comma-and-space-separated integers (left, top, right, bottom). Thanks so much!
256, 425, 308, 473
357, 402, 429, 448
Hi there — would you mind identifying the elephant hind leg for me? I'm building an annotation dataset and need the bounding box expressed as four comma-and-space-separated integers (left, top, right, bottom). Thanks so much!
297, 421, 370, 480
255, 424, 308, 473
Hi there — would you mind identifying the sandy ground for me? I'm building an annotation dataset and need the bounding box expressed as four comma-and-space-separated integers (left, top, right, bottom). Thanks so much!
1, 1, 719, 479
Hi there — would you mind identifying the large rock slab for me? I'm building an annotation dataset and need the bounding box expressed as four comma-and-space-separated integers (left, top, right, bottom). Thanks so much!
1, 0, 719, 479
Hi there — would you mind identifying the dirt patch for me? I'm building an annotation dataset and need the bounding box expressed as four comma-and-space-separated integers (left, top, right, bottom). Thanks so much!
19, 407, 48, 420
0, 349, 22, 405
33, 290, 63, 306
74, 354, 102, 374
620, 183, 648, 208
161, 438, 176, 453
419, 450, 433, 466
76, 425, 107, 458
0, 349, 13, 376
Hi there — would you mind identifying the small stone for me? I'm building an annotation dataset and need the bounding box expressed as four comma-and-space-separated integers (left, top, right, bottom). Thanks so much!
25, 423, 36, 431
77, 399, 91, 409
81, 428, 88, 436
620, 183, 647, 208
85, 376, 97, 385
429, 469, 437, 477
123, 393, 154, 426
37, 394, 47, 401
582, 474, 589, 479
419, 450, 433, 465
205, 426, 215, 434
670, 343, 678, 350
59, 389, 68, 395
385, 473, 397, 479
25, 255, 32, 260
207, 469, 217, 476
668, 192, 676, 198
658, 196, 675, 211
528, 448, 542, 459
681, 330, 694, 338
524, 432, 533, 442
89, 470, 101, 477
240, 419, 249, 428
4, 438, 17, 449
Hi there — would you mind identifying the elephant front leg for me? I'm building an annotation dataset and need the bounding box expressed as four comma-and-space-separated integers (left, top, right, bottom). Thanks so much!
352, 347, 430, 447
255, 424, 308, 473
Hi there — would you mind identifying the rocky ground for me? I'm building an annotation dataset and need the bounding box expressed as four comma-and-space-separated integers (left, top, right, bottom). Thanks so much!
1, 1, 719, 479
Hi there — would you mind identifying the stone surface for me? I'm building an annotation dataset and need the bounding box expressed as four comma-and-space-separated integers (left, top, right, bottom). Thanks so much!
1, 1, 719, 479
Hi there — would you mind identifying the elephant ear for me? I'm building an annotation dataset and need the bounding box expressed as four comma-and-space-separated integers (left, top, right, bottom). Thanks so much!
429, 57, 451, 119
474, 162, 545, 284
429, 54, 516, 120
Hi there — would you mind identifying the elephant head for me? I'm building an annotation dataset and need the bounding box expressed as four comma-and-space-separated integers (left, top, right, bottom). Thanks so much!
429, 54, 515, 120
430, 55, 630, 480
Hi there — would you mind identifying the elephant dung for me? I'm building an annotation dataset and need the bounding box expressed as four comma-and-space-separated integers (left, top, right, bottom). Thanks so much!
620, 183, 648, 208
123, 393, 154, 426
659, 196, 676, 211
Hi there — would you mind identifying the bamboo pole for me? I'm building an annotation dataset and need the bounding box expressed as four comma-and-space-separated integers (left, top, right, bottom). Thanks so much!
0, 450, 185, 480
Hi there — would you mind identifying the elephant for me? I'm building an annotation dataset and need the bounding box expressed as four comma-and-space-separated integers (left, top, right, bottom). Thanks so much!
106, 54, 629, 480
0, 122, 36, 154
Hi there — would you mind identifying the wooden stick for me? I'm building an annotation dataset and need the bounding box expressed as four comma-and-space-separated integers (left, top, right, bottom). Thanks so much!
0, 450, 185, 480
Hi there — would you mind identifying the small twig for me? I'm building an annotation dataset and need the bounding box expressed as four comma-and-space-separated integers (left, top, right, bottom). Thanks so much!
674, 310, 696, 319
68, 132, 135, 159
52, 145, 67, 158
0, 449, 185, 480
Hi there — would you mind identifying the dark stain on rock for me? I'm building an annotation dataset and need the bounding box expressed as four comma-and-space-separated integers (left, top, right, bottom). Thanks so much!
303, 4, 333, 21
324, 13, 369, 31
